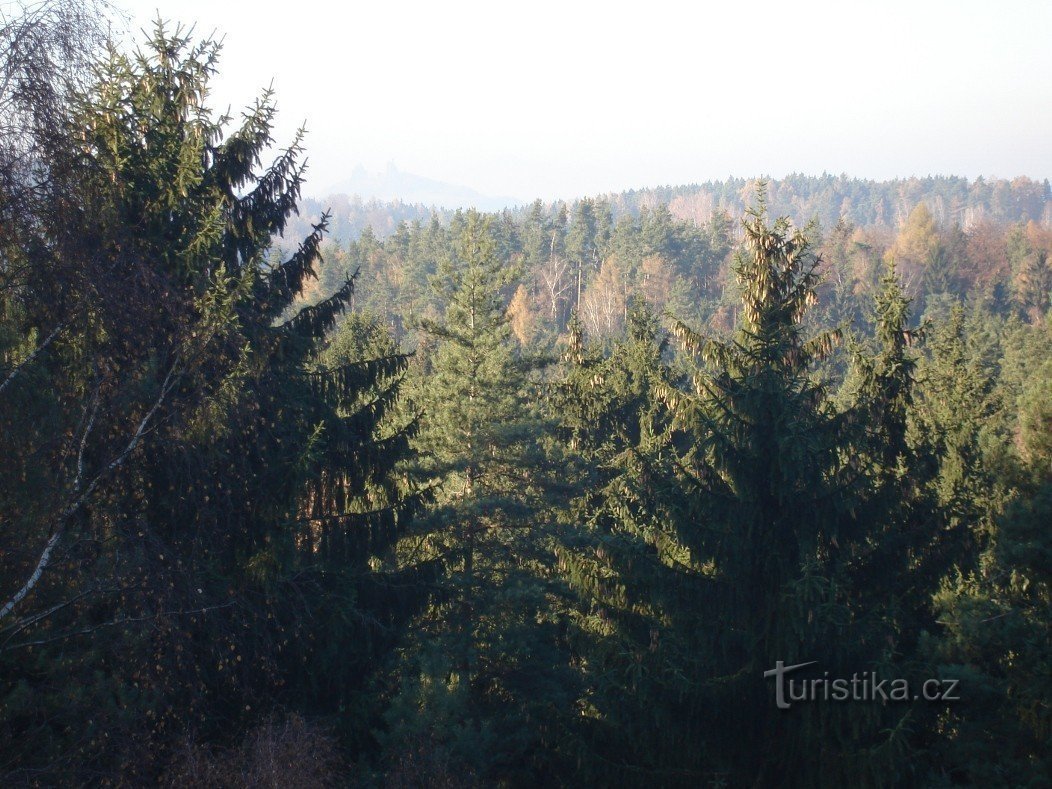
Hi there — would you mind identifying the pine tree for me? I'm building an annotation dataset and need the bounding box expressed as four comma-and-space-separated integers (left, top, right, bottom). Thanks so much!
913, 305, 1003, 555
843, 263, 942, 620
415, 210, 536, 541
551, 300, 696, 782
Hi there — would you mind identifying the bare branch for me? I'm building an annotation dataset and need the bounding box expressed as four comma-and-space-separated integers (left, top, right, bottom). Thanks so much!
0, 529, 62, 621
0, 356, 181, 622
0, 585, 102, 646
4, 602, 235, 650
73, 381, 100, 493
0, 321, 64, 396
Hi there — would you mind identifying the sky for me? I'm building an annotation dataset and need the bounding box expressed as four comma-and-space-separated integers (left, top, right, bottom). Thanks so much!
113, 0, 1052, 203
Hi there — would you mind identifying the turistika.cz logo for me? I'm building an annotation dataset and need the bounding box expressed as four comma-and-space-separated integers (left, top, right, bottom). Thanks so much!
763, 661, 960, 710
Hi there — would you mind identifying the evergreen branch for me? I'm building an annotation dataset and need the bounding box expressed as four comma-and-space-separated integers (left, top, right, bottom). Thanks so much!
262, 214, 331, 316
276, 276, 353, 339
304, 352, 412, 400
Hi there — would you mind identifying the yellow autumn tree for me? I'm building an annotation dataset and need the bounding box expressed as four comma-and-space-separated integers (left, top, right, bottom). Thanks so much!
507, 283, 537, 345
641, 253, 674, 311
886, 203, 942, 291
889, 204, 939, 264
579, 257, 627, 339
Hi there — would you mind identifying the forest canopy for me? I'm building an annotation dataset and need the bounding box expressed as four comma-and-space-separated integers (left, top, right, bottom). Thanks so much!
0, 6, 1049, 787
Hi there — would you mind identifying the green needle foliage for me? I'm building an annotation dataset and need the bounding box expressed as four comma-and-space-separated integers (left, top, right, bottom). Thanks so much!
378, 210, 582, 784
0, 23, 426, 781
556, 195, 939, 787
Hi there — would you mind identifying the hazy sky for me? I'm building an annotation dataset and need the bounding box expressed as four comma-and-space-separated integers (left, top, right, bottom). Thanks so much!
114, 0, 1052, 202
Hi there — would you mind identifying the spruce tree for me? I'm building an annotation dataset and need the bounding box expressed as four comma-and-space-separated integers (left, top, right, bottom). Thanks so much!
0, 24, 425, 780
923, 323, 1051, 784
842, 263, 945, 627
552, 301, 694, 782
380, 210, 578, 784
558, 199, 920, 786
414, 210, 538, 547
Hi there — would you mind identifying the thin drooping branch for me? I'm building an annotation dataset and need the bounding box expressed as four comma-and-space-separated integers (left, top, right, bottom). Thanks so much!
0, 357, 181, 622
5, 602, 234, 650
0, 586, 100, 645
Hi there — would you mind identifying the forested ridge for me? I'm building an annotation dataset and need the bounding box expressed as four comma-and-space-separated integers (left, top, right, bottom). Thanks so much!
303, 178, 1052, 349
1, 9, 1049, 788
292, 172, 1051, 247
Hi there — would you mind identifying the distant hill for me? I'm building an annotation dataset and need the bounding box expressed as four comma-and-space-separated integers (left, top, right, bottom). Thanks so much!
601, 174, 1052, 231
319, 163, 522, 213
281, 194, 448, 249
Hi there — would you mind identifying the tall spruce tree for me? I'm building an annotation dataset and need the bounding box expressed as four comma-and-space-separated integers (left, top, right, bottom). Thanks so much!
414, 210, 538, 552
841, 264, 946, 630
379, 210, 578, 784
558, 198, 923, 786
552, 301, 693, 782
923, 323, 1051, 784
0, 24, 425, 781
